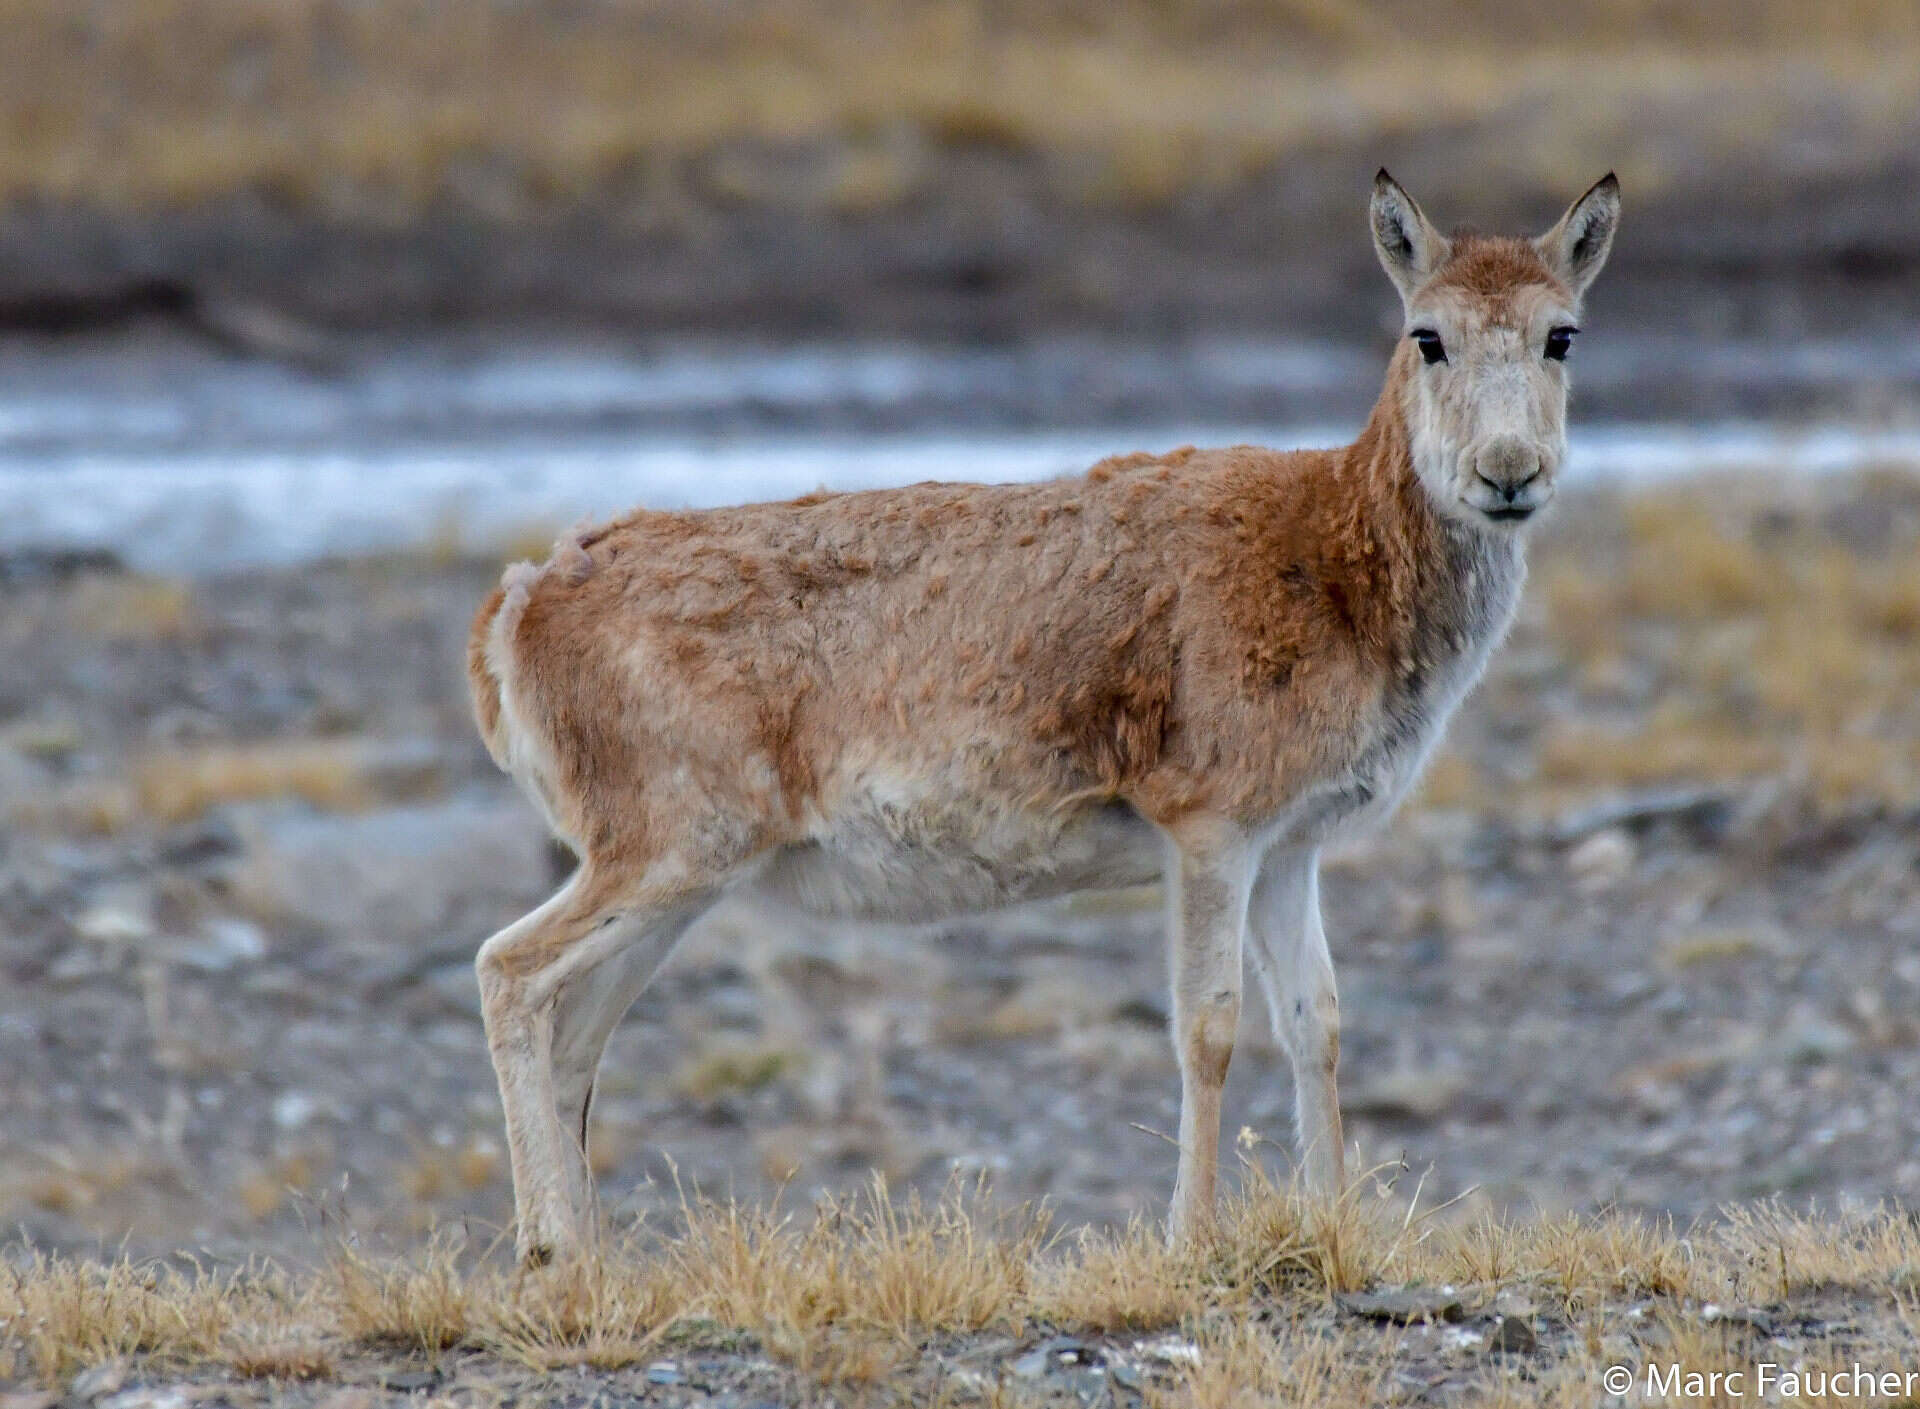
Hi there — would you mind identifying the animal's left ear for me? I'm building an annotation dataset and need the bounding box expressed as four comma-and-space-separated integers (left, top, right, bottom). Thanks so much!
1535, 173, 1619, 299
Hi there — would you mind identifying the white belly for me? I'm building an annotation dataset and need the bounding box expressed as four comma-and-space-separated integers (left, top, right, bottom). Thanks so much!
750, 794, 1165, 922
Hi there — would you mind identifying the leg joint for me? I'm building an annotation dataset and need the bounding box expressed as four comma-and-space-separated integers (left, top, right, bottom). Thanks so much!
1179, 1000, 1239, 1087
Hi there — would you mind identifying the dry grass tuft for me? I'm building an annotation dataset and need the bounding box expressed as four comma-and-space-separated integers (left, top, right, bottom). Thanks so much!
0, 1253, 283, 1382
1429, 468, 1920, 818
478, 1253, 681, 1372
1717, 1200, 1920, 1301
670, 1039, 804, 1104
7, 1175, 1920, 1400
13, 735, 448, 835
1505, 1209, 1700, 1308
1030, 1217, 1204, 1331
322, 1232, 474, 1355
222, 1335, 334, 1381
399, 1140, 502, 1204
660, 1177, 1045, 1338
236, 1153, 317, 1222
1179, 1313, 1395, 1409
59, 574, 197, 642
2, 1146, 173, 1228
128, 739, 424, 824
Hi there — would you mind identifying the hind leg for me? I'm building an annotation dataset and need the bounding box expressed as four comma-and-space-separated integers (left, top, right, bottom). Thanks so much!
548, 926, 693, 1221
476, 867, 714, 1265
1246, 844, 1344, 1199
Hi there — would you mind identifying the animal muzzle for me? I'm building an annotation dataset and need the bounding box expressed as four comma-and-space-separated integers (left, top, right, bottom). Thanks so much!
1464, 437, 1554, 522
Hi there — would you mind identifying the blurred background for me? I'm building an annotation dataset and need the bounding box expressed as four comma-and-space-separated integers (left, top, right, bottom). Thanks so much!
3, 1, 1920, 1262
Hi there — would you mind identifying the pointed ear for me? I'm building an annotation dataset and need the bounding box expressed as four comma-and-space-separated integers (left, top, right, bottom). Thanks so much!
1370, 169, 1450, 303
1536, 173, 1620, 299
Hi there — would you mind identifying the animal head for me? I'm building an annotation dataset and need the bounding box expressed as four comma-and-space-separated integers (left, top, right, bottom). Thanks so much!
1370, 170, 1619, 529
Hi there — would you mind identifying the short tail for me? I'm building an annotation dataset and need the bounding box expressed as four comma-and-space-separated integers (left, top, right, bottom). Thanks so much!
468, 560, 540, 770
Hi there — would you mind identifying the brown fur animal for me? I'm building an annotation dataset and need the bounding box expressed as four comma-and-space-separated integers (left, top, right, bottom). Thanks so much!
468, 171, 1620, 1264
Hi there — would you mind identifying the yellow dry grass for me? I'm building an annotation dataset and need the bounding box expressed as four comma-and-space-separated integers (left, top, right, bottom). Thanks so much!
6, 1171, 1920, 1403
127, 740, 386, 823
0, 2, 1917, 212
671, 1039, 805, 1104
1422, 468, 1920, 818
398, 1140, 503, 1205
11, 736, 447, 834
1540, 485, 1920, 810
236, 1153, 317, 1223
58, 574, 197, 642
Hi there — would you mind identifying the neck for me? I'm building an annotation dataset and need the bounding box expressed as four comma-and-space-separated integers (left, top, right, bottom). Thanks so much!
1308, 346, 1525, 663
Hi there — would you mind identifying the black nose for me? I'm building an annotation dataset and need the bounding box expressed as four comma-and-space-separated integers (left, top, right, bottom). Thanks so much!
1476, 470, 1540, 502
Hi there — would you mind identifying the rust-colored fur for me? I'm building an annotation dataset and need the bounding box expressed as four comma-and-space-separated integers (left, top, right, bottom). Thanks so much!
1429, 231, 1566, 300
467, 384, 1441, 850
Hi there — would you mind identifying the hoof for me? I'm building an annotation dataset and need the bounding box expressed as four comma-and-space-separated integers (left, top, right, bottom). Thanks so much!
520, 1242, 555, 1269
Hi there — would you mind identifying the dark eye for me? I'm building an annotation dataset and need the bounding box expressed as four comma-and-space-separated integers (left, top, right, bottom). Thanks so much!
1411, 329, 1446, 365
1544, 325, 1578, 361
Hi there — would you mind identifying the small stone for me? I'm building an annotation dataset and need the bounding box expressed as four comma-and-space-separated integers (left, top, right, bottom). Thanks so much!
1342, 1069, 1465, 1121
1700, 1303, 1775, 1336
1659, 924, 1792, 972
1549, 785, 1735, 845
1067, 1367, 1109, 1401
5, 716, 82, 762
380, 1368, 440, 1393
0, 746, 55, 815
1487, 1315, 1538, 1353
1008, 1335, 1090, 1377
1777, 1012, 1854, 1063
1111, 993, 1170, 1027
1109, 1363, 1143, 1390
1492, 1288, 1539, 1319
66, 1365, 126, 1403
46, 949, 111, 983
99, 1390, 189, 1409
170, 916, 267, 973
272, 1090, 320, 1129
156, 819, 241, 868
1337, 1288, 1466, 1324
1440, 1325, 1487, 1353
1132, 1336, 1200, 1367
1567, 828, 1636, 891
645, 1361, 683, 1386
1009, 1349, 1053, 1378
73, 902, 153, 944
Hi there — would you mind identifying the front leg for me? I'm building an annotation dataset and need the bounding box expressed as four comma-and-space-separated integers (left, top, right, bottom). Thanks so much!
1165, 823, 1258, 1245
1246, 844, 1344, 1199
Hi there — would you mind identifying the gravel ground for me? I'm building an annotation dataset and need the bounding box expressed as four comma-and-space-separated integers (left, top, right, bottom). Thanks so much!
3, 483, 1919, 1271
19, 1282, 1920, 1409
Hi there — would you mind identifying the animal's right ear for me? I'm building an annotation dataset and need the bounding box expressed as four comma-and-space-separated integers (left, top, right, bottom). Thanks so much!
1370, 169, 1450, 305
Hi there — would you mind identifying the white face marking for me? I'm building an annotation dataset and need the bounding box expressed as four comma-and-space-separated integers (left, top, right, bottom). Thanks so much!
1399, 284, 1580, 530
